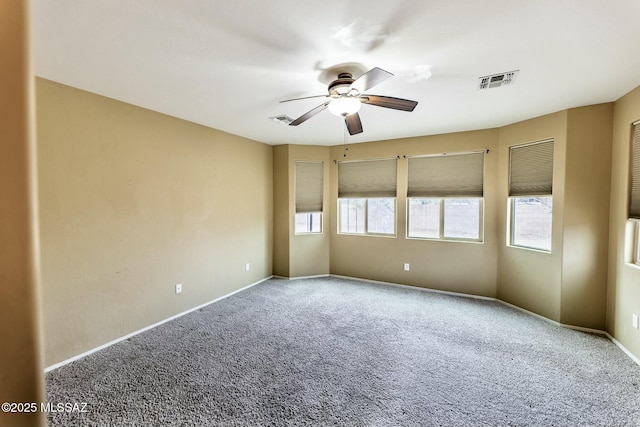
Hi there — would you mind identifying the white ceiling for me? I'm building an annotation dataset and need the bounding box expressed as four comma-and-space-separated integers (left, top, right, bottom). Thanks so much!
32, 0, 640, 146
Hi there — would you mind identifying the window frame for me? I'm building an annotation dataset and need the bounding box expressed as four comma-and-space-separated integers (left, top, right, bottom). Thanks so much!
294, 211, 323, 235
508, 195, 553, 253
635, 220, 640, 266
294, 160, 324, 235
338, 197, 397, 237
507, 139, 554, 253
407, 196, 484, 243
628, 122, 640, 265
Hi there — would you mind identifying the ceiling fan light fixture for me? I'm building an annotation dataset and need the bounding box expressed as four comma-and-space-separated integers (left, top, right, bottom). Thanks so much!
328, 96, 361, 117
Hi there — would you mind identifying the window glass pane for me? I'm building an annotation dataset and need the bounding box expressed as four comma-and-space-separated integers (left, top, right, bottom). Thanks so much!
443, 199, 480, 239
512, 196, 553, 251
339, 199, 365, 234
295, 212, 322, 234
408, 199, 440, 238
367, 198, 395, 235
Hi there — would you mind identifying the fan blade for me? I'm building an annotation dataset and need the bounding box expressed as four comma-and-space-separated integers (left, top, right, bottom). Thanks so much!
345, 113, 363, 135
349, 67, 393, 93
361, 95, 418, 112
280, 94, 328, 103
289, 101, 331, 126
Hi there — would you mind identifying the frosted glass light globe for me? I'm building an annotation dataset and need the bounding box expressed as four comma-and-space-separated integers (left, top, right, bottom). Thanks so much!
328, 96, 361, 116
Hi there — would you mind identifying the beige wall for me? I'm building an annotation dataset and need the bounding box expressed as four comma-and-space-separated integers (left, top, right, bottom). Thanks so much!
497, 111, 567, 321
30, 69, 640, 371
608, 86, 640, 357
36, 79, 273, 366
497, 106, 613, 329
561, 104, 612, 328
272, 145, 290, 277
329, 130, 500, 297
289, 146, 331, 278
0, 2, 45, 426
272, 145, 331, 278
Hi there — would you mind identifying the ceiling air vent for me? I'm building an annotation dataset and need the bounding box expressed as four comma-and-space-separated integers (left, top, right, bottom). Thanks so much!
478, 70, 519, 90
269, 115, 294, 125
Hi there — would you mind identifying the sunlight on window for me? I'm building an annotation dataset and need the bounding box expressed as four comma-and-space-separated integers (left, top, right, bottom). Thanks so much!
295, 212, 322, 234
367, 198, 395, 234
408, 199, 440, 238
511, 196, 552, 251
408, 198, 481, 241
339, 199, 365, 234
443, 199, 480, 240
339, 198, 395, 235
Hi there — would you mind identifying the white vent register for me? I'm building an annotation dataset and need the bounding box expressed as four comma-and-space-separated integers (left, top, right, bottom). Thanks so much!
478, 70, 519, 90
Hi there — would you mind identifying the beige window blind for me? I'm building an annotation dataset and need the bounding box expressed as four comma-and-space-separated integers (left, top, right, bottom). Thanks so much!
630, 124, 640, 219
407, 152, 484, 197
295, 161, 323, 213
509, 139, 554, 196
338, 158, 397, 198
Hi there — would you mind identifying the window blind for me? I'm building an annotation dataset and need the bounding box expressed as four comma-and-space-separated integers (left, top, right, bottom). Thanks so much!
407, 152, 484, 197
630, 124, 640, 219
338, 158, 397, 198
509, 140, 554, 196
295, 161, 323, 213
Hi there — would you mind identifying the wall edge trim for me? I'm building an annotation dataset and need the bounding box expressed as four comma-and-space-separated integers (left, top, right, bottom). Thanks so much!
329, 274, 496, 301
45, 275, 640, 372
334, 275, 640, 367
605, 333, 640, 367
44, 276, 273, 372
274, 274, 331, 281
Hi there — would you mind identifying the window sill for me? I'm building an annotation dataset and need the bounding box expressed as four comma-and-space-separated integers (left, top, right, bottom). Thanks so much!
507, 244, 552, 254
337, 232, 396, 238
407, 236, 483, 244
624, 262, 640, 271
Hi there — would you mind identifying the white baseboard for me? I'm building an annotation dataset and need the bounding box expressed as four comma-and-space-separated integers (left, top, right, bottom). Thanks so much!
330, 274, 496, 301
45, 276, 273, 372
495, 299, 609, 335
332, 275, 640, 367
606, 333, 640, 367
279, 274, 331, 281
45, 274, 640, 371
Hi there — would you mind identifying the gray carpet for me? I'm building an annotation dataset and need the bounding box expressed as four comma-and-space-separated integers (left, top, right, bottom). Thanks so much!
46, 277, 640, 426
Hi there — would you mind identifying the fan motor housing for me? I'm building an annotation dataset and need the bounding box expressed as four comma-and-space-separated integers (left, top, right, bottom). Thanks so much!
328, 73, 355, 95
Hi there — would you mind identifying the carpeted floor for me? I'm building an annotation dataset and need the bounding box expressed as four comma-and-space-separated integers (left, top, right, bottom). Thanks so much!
47, 277, 640, 426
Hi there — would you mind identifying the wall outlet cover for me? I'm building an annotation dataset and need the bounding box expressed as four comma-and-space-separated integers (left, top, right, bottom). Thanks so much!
175, 283, 182, 294
403, 263, 410, 271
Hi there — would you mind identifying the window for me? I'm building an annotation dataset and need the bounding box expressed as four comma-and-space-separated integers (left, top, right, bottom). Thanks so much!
408, 198, 482, 240
295, 212, 322, 233
510, 196, 553, 251
339, 198, 395, 235
339, 198, 365, 234
295, 161, 323, 234
338, 159, 397, 236
508, 139, 554, 252
407, 152, 484, 242
630, 123, 640, 265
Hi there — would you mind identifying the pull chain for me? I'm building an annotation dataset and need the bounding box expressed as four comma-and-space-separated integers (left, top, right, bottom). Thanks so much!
343, 125, 349, 158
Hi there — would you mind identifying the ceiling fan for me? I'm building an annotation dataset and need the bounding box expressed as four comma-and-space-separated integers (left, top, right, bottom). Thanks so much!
281, 67, 418, 135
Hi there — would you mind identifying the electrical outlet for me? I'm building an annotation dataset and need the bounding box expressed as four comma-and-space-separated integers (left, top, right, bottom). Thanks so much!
175, 283, 182, 294
403, 263, 410, 272
245, 263, 250, 272
633, 314, 639, 329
